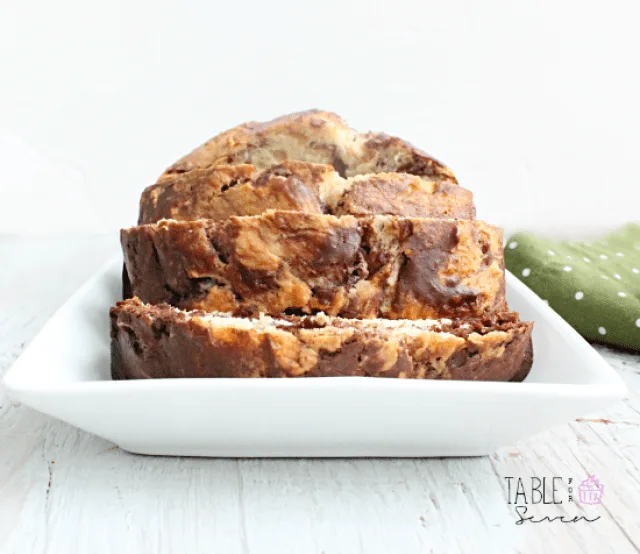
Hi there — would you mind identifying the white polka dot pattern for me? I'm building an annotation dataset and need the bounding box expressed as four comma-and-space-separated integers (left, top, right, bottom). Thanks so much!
504, 228, 640, 349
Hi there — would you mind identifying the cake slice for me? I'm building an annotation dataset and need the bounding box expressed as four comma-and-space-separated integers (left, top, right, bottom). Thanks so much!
121, 211, 506, 320
111, 298, 533, 381
159, 110, 457, 183
139, 161, 474, 224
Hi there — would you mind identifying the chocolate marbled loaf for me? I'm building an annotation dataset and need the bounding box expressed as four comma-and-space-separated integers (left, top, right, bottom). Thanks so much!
139, 160, 474, 224
111, 299, 533, 381
121, 211, 506, 320
160, 110, 457, 184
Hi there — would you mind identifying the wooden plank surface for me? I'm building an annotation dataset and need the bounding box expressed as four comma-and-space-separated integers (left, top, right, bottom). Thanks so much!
2, 236, 640, 554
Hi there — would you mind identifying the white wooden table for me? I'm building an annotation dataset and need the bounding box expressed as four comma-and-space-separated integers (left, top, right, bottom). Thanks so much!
2, 236, 640, 554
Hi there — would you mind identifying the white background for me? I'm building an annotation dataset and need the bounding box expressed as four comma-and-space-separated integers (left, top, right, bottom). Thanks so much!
1, 0, 639, 235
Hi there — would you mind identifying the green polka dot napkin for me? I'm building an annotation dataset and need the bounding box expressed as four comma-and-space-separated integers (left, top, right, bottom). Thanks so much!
505, 224, 640, 351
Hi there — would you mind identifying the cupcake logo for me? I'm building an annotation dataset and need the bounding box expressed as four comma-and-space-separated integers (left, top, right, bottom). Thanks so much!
578, 474, 604, 505
504, 474, 604, 524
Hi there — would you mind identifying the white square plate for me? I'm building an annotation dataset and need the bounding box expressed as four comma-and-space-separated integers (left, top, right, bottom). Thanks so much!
4, 257, 627, 457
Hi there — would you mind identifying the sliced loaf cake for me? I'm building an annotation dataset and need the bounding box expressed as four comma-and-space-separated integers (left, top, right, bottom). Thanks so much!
121, 211, 505, 320
111, 298, 533, 381
140, 160, 474, 224
115, 110, 534, 382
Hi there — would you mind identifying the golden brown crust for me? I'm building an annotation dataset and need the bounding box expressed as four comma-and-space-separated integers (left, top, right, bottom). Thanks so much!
140, 161, 474, 224
159, 110, 457, 184
121, 211, 506, 319
110, 298, 533, 381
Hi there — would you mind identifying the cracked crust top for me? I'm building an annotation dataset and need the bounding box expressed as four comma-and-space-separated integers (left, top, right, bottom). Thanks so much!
159, 110, 457, 184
